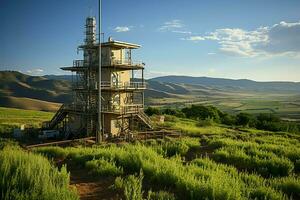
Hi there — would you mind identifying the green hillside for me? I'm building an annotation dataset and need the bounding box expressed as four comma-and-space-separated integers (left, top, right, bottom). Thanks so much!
0, 107, 53, 135
1, 71, 300, 121
0, 71, 71, 111
1, 107, 299, 200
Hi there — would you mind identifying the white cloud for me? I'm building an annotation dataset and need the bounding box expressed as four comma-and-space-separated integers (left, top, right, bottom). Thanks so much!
172, 30, 192, 34
26, 68, 44, 75
276, 21, 300, 28
182, 36, 206, 41
114, 26, 130, 32
207, 52, 216, 55
261, 21, 300, 55
182, 20, 300, 57
159, 20, 184, 31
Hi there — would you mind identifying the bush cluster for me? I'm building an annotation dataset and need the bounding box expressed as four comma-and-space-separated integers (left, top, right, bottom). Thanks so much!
0, 147, 78, 200
35, 143, 300, 200
208, 137, 300, 176
145, 105, 300, 134
85, 158, 123, 177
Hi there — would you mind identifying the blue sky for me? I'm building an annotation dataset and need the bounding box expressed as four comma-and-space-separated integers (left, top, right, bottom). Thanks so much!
0, 0, 300, 81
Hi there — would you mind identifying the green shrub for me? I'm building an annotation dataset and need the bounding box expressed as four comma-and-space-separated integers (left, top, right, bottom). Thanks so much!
34, 146, 68, 159
236, 113, 257, 127
124, 173, 144, 200
212, 146, 294, 177
114, 176, 124, 190
0, 147, 78, 200
145, 107, 161, 116
149, 138, 199, 157
180, 137, 200, 149
164, 115, 179, 122
160, 141, 189, 157
196, 118, 214, 127
147, 190, 176, 200
37, 144, 292, 199
221, 113, 237, 126
0, 138, 18, 150
0, 124, 16, 137
271, 176, 300, 199
247, 186, 284, 200
295, 159, 300, 173
85, 158, 123, 177
114, 172, 144, 200
182, 105, 221, 122
162, 108, 185, 118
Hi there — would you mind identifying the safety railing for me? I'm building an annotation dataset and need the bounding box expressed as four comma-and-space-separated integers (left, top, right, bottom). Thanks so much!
66, 103, 144, 115
73, 60, 86, 67
73, 81, 146, 90
101, 81, 146, 90
72, 59, 144, 68
101, 104, 144, 114
110, 59, 144, 67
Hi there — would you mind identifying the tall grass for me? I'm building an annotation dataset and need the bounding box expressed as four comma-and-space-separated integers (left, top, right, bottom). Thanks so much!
85, 158, 123, 177
114, 172, 144, 200
0, 147, 78, 200
147, 137, 200, 157
147, 190, 176, 200
35, 144, 294, 199
208, 137, 299, 176
212, 146, 294, 177
163, 118, 231, 136
270, 176, 300, 199
0, 107, 53, 128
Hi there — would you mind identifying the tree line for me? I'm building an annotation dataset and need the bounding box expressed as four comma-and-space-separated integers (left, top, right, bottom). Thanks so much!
145, 105, 300, 134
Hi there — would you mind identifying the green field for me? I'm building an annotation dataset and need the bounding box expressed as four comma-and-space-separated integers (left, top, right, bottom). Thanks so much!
0, 107, 53, 126
0, 107, 53, 135
148, 93, 300, 121
30, 122, 300, 199
0, 107, 300, 200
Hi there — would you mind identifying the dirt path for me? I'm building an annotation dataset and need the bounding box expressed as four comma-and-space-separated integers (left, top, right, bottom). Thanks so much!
69, 168, 122, 200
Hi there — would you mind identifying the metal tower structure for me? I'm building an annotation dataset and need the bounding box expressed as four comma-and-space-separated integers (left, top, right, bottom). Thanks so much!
44, 16, 152, 139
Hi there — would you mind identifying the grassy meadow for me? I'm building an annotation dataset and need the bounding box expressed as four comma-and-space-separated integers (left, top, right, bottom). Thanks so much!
0, 107, 53, 125
33, 124, 300, 200
0, 107, 53, 136
0, 107, 300, 199
0, 143, 78, 200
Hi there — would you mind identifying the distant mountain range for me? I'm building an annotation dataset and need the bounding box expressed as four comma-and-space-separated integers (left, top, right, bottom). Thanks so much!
0, 70, 299, 111
151, 76, 300, 92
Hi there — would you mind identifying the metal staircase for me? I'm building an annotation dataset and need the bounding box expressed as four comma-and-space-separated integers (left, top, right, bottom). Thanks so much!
137, 109, 153, 129
46, 104, 68, 129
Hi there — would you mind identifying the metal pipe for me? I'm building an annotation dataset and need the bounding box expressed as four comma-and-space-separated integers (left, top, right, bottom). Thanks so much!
96, 0, 102, 143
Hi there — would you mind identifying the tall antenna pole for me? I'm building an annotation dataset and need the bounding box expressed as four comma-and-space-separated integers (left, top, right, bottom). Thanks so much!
96, 0, 102, 143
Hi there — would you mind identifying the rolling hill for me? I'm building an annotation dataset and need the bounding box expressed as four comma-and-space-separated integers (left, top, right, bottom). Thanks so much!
0, 71, 71, 111
0, 71, 300, 120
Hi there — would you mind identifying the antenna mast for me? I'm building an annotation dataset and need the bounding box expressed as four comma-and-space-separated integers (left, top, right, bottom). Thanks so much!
96, 0, 102, 143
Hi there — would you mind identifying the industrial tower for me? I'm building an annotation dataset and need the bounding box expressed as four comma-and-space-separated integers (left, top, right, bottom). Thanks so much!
44, 17, 152, 139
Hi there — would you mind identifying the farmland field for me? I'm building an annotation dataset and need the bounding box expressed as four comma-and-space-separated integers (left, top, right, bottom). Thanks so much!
0, 107, 300, 200
0, 107, 53, 126
0, 107, 53, 136
147, 93, 300, 121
